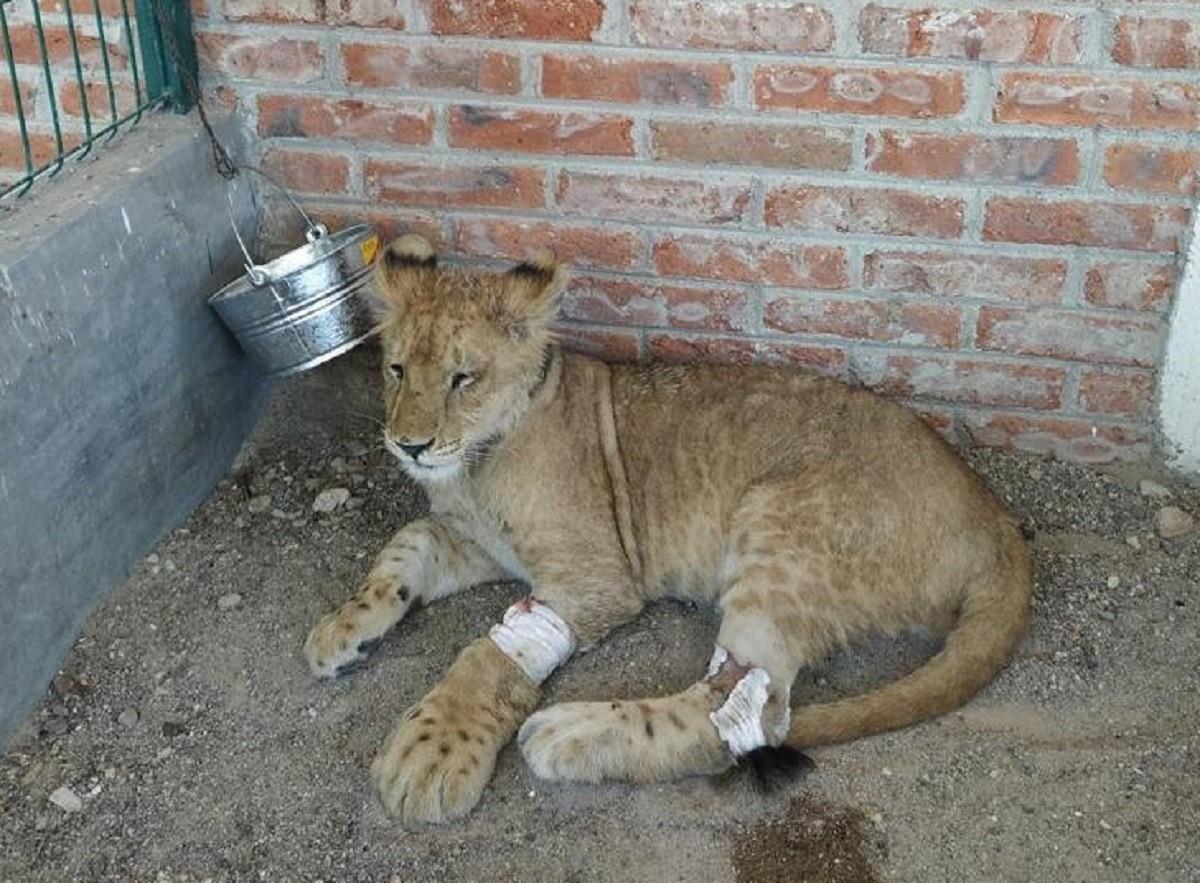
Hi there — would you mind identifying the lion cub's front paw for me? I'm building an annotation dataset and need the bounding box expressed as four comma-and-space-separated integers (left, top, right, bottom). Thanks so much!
370, 701, 504, 825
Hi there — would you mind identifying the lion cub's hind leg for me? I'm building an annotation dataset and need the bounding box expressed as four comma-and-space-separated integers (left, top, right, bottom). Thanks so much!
518, 684, 732, 784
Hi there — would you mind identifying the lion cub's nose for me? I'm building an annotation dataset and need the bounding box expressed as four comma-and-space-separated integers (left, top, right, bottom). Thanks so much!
398, 440, 433, 459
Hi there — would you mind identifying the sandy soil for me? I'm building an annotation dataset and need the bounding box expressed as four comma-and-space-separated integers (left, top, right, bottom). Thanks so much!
1, 363, 1198, 883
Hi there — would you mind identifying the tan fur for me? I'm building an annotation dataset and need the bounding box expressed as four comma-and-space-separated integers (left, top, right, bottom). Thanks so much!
304, 237, 1033, 824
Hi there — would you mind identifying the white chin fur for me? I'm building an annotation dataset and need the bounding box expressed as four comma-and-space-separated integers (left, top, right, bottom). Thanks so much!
399, 459, 462, 482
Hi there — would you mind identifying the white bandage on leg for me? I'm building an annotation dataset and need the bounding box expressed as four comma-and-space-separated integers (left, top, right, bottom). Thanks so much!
488, 596, 576, 684
705, 645, 771, 756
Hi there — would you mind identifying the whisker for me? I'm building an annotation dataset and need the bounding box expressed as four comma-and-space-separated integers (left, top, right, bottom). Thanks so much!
347, 410, 386, 430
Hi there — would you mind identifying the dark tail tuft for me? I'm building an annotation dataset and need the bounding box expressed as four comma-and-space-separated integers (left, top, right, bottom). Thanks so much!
738, 745, 815, 793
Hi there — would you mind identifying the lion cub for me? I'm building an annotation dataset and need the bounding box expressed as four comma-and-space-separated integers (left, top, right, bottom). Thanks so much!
304, 235, 1031, 825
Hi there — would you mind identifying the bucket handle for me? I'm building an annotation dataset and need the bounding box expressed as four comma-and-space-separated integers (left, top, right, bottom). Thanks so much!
227, 165, 329, 287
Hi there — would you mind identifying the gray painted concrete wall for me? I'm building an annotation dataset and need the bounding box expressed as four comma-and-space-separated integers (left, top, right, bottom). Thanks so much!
0, 116, 270, 747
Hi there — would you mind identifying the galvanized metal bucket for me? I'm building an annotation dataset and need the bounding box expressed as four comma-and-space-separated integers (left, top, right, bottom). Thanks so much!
208, 179, 381, 378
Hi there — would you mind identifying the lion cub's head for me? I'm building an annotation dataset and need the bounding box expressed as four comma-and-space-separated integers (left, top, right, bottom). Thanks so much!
369, 234, 566, 483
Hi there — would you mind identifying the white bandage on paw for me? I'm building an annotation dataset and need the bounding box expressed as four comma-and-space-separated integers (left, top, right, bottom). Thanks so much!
706, 645, 771, 757
489, 597, 576, 684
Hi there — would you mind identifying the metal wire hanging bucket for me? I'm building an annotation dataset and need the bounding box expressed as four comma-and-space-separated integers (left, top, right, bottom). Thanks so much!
207, 172, 381, 378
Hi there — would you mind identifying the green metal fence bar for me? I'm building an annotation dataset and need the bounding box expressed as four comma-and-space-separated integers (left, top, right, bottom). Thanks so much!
90, 0, 121, 133
0, 1, 36, 195
1, 0, 195, 198
28, 0, 65, 175
61, 0, 96, 159
115, 0, 144, 121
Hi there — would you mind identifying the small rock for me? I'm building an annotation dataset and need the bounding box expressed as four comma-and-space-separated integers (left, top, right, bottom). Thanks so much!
247, 495, 271, 514
161, 721, 186, 739
41, 718, 69, 737
1125, 535, 1142, 550
313, 487, 351, 513
344, 440, 369, 458
304, 478, 322, 492
1106, 575, 1121, 590
1157, 506, 1195, 539
34, 814, 50, 831
234, 517, 247, 529
217, 593, 243, 611
146, 553, 160, 565
270, 508, 289, 519
50, 675, 80, 698
48, 785, 82, 813
1139, 480, 1172, 500
329, 457, 348, 474
117, 708, 139, 728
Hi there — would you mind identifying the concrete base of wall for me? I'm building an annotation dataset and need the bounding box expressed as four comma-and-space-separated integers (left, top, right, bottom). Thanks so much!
0, 116, 270, 747
1160, 212, 1200, 475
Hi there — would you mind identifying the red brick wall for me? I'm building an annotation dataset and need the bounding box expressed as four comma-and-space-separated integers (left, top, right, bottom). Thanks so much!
108, 3, 1200, 459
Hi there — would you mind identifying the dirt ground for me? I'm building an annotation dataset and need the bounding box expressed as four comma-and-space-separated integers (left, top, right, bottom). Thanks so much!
1, 360, 1198, 883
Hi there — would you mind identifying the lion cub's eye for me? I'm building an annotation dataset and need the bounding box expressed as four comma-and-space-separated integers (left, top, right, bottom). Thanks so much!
450, 372, 475, 391
388, 363, 405, 380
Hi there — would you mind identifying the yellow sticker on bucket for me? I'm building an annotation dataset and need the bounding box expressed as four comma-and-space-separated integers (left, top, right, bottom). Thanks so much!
361, 234, 380, 265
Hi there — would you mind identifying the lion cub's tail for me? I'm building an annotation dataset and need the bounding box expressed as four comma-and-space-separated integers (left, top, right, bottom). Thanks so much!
784, 534, 1032, 749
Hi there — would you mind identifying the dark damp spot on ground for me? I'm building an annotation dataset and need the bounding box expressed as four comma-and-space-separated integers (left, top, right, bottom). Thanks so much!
730, 796, 883, 883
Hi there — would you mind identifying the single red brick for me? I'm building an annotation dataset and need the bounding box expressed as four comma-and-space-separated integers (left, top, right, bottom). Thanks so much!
0, 129, 81, 170
556, 171, 751, 225
59, 81, 138, 118
1084, 261, 1177, 312
563, 276, 752, 332
225, 0, 309, 23
995, 73, 1199, 131
541, 55, 733, 106
975, 306, 1163, 368
647, 334, 758, 365
301, 206, 447, 251
424, 0, 605, 40
341, 43, 520, 93
0, 24, 127, 69
961, 413, 1150, 463
651, 120, 851, 170
764, 295, 961, 348
766, 185, 964, 239
866, 130, 1078, 185
555, 324, 641, 361
364, 160, 545, 209
196, 34, 323, 83
40, 0, 125, 15
448, 106, 633, 156
1114, 17, 1200, 70
0, 78, 35, 116
261, 149, 350, 194
652, 233, 848, 289
755, 64, 964, 118
859, 5, 1082, 63
1103, 143, 1198, 196
758, 341, 847, 373
863, 353, 1065, 410
1077, 368, 1156, 418
455, 217, 642, 270
863, 250, 1066, 304
983, 197, 1188, 252
631, 0, 834, 51
257, 96, 433, 144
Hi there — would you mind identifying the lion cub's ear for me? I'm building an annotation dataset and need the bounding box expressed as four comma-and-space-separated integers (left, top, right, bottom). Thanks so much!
371, 234, 438, 316
502, 250, 567, 336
